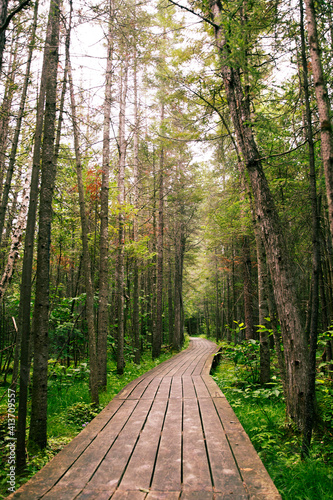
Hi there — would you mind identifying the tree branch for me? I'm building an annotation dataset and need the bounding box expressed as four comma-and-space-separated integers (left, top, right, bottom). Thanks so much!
167, 0, 219, 30
0, 0, 31, 33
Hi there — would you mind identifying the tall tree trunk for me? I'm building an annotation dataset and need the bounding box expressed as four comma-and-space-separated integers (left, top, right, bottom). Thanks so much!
173, 224, 182, 351
15, 0, 46, 469
215, 250, 221, 341
0, 38, 17, 199
242, 234, 255, 339
68, 58, 99, 404
299, 0, 321, 455
0, 0, 8, 72
0, 165, 31, 301
253, 221, 271, 384
210, 0, 309, 431
28, 0, 61, 450
97, 1, 113, 388
153, 103, 164, 358
304, 0, 333, 246
116, 54, 128, 375
168, 238, 174, 345
132, 35, 140, 363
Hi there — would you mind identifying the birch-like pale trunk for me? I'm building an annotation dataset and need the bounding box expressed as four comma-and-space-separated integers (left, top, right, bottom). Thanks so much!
0, 1, 38, 246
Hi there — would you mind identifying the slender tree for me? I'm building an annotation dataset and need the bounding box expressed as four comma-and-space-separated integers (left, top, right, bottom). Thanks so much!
97, 0, 113, 389
29, 0, 61, 450
68, 60, 99, 404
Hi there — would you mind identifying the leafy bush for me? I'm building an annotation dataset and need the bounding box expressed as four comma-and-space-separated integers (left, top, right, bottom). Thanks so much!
65, 402, 104, 429
212, 341, 333, 500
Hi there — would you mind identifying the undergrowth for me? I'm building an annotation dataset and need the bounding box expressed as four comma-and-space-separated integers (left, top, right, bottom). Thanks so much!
0, 343, 180, 498
211, 339, 333, 500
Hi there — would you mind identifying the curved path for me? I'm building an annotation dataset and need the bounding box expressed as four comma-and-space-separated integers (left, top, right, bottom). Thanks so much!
9, 338, 281, 499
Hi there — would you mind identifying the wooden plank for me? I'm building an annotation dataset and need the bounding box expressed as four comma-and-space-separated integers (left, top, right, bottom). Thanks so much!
127, 377, 155, 400
86, 399, 152, 493
182, 376, 196, 400
180, 492, 213, 500
6, 398, 125, 500
76, 488, 114, 499
146, 491, 180, 500
191, 375, 211, 399
197, 396, 247, 496
111, 490, 147, 499
214, 493, 248, 500
140, 377, 162, 400
118, 399, 167, 491
41, 487, 83, 499
155, 376, 172, 399
213, 397, 281, 499
169, 376, 183, 399
182, 398, 212, 492
150, 398, 182, 491
201, 375, 225, 399
48, 399, 139, 491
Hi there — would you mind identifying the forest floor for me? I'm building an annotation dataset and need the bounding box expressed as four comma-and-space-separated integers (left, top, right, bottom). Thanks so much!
210, 337, 333, 500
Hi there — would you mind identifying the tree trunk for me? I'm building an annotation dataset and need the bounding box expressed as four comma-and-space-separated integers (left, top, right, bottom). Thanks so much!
98, 2, 113, 388
29, 0, 61, 450
132, 35, 140, 363
153, 103, 164, 358
242, 234, 255, 340
0, 166, 31, 301
168, 239, 174, 345
15, 0, 45, 469
68, 59, 99, 404
0, 0, 8, 72
0, 38, 17, 199
304, 0, 333, 246
0, 3, 38, 247
116, 54, 129, 375
299, 0, 321, 455
210, 0, 309, 431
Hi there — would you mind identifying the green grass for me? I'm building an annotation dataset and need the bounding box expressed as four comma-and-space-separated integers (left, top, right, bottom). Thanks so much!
0, 343, 183, 498
212, 344, 333, 500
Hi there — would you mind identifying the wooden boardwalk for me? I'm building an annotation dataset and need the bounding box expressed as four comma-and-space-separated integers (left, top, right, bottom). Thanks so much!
9, 338, 281, 499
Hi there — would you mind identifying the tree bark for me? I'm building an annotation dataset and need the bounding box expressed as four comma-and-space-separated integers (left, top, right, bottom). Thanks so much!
116, 54, 129, 375
68, 59, 99, 404
132, 34, 140, 363
0, 0, 8, 72
210, 0, 309, 431
304, 0, 333, 246
0, 4, 37, 247
29, 0, 61, 450
0, 38, 17, 199
15, 0, 45, 468
0, 165, 31, 301
98, 1, 113, 388
299, 0, 321, 455
153, 103, 164, 358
